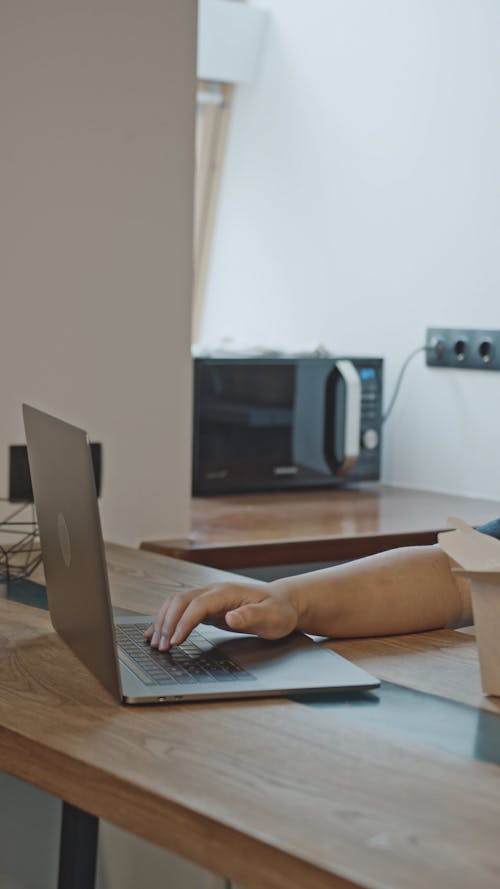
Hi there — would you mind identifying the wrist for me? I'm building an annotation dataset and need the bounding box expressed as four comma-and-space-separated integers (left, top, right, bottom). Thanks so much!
268, 576, 308, 629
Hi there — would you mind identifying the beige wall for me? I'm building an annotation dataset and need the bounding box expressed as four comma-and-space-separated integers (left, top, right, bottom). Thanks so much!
0, 0, 196, 545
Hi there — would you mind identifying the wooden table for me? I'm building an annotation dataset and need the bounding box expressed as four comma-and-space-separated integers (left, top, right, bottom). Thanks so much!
1, 545, 500, 889
141, 484, 500, 569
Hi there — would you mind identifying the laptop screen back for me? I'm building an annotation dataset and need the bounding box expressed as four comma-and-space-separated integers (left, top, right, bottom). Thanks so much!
23, 405, 122, 700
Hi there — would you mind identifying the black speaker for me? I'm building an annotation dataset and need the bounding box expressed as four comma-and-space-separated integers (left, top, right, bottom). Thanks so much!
9, 443, 102, 502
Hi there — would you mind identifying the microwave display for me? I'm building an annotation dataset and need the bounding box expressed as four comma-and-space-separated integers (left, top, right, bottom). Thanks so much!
192, 356, 383, 494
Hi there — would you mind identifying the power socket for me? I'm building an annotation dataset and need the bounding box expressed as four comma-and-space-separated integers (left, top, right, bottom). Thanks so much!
426, 328, 500, 370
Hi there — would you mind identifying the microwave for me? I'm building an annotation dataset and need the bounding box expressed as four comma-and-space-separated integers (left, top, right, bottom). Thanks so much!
192, 355, 383, 495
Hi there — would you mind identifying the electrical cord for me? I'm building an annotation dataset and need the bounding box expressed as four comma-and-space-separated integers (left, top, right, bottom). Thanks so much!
0, 498, 41, 582
382, 345, 429, 424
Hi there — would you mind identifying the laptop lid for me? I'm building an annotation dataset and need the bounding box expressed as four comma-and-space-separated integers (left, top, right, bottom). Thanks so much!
23, 404, 123, 700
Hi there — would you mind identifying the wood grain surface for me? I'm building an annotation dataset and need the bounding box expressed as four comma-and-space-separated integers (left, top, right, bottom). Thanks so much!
141, 485, 500, 568
2, 545, 500, 889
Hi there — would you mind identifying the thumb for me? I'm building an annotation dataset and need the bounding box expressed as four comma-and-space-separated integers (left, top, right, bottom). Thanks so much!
225, 600, 295, 639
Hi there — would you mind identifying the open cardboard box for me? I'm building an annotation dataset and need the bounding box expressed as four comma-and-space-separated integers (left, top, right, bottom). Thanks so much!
439, 517, 500, 697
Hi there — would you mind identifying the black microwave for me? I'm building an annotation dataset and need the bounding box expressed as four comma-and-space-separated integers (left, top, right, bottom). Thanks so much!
192, 355, 383, 495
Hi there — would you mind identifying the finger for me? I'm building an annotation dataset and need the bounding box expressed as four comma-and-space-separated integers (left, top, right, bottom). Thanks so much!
145, 599, 171, 646
156, 587, 221, 649
225, 600, 297, 639
169, 588, 264, 646
147, 589, 204, 648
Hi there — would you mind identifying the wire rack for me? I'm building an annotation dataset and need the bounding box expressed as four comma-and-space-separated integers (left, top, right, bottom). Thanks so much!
0, 498, 42, 583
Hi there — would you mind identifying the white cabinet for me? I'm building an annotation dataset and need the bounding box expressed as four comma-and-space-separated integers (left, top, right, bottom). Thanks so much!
198, 0, 269, 84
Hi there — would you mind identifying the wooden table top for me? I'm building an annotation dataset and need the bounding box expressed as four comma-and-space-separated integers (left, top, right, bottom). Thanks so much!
1, 545, 500, 889
141, 484, 500, 568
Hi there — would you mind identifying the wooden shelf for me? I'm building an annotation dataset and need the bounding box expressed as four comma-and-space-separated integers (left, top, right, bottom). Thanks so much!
141, 484, 500, 569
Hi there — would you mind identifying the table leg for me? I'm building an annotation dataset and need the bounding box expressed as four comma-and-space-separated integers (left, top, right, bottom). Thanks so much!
58, 801, 99, 889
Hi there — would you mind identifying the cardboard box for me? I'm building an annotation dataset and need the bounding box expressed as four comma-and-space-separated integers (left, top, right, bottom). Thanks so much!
439, 517, 500, 697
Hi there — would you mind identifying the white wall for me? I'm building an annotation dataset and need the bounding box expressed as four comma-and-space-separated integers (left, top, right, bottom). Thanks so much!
1, 0, 196, 545
200, 0, 500, 502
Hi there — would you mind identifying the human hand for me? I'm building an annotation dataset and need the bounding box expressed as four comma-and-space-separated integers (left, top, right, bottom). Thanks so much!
144, 580, 299, 651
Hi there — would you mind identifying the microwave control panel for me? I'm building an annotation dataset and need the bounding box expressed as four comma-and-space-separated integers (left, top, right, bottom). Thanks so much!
348, 362, 383, 480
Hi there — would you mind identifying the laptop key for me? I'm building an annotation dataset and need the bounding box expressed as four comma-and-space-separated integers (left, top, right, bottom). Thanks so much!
211, 672, 239, 682
164, 672, 197, 684
118, 648, 156, 686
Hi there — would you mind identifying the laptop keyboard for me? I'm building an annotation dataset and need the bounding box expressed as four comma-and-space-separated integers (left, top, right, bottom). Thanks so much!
115, 622, 255, 686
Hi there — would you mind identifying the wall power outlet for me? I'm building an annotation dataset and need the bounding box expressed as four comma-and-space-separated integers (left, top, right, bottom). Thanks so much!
426, 328, 500, 371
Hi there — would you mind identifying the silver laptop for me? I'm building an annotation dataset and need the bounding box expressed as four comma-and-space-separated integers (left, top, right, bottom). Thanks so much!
23, 404, 379, 704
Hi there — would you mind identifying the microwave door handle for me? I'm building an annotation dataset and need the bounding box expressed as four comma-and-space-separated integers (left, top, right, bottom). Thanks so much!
334, 360, 361, 475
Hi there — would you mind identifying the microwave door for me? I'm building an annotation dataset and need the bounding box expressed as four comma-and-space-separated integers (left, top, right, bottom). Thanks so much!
292, 363, 332, 476
325, 360, 361, 476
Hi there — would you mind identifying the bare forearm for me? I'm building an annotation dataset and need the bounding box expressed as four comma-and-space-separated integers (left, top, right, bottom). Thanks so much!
270, 545, 472, 638
148, 544, 473, 648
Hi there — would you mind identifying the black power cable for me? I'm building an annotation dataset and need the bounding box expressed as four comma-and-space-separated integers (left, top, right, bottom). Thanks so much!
382, 345, 429, 424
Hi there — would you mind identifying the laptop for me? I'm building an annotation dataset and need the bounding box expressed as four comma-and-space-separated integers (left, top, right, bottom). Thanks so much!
22, 404, 380, 704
